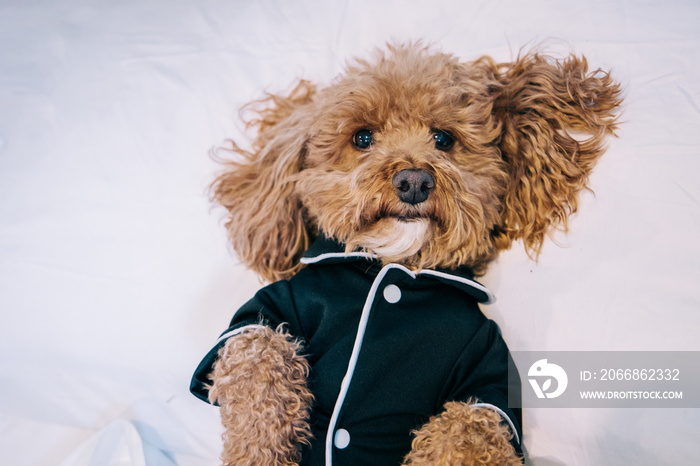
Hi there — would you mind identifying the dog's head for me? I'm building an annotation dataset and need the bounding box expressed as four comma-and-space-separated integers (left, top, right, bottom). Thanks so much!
213, 44, 622, 282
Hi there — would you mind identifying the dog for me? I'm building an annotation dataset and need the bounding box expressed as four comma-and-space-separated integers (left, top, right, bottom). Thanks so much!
190, 43, 622, 465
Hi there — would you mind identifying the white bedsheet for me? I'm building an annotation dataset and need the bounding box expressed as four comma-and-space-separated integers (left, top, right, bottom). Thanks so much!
1, 0, 699, 464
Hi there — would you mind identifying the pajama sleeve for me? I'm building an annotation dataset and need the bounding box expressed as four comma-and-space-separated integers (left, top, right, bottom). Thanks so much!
441, 319, 523, 454
189, 279, 302, 404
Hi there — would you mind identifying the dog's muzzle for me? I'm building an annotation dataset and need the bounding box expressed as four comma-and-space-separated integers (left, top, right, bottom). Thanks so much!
392, 169, 435, 205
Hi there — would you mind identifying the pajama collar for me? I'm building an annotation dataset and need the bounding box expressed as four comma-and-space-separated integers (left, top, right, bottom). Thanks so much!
300, 234, 495, 304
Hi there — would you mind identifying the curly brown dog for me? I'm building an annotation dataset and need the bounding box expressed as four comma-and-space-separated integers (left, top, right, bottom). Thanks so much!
191, 43, 621, 465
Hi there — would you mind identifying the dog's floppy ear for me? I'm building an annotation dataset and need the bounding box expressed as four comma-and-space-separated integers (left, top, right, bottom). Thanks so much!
488, 51, 622, 257
211, 80, 316, 282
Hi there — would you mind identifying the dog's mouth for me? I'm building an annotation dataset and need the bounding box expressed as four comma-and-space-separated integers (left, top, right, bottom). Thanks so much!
360, 192, 443, 230
378, 208, 439, 224
392, 213, 429, 222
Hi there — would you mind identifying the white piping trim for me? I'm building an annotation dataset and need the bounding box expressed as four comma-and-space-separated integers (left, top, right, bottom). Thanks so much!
215, 324, 267, 345
325, 263, 413, 465
419, 270, 496, 304
471, 403, 521, 445
300, 251, 376, 264
301, 252, 494, 304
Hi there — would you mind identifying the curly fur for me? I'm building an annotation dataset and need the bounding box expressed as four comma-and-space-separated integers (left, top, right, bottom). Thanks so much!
403, 401, 521, 466
489, 52, 622, 256
212, 43, 621, 280
208, 326, 313, 466
208, 42, 622, 464
211, 81, 316, 282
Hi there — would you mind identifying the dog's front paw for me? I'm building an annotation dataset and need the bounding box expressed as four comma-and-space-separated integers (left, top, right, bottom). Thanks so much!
403, 401, 522, 466
209, 325, 313, 466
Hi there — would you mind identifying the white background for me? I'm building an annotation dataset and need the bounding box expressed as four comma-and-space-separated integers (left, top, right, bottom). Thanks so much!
1, 0, 699, 464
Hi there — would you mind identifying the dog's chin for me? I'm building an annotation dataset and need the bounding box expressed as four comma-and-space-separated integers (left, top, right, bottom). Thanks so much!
350, 217, 431, 264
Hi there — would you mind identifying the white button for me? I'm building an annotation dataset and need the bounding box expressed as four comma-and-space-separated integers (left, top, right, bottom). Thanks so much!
383, 284, 401, 303
334, 428, 350, 449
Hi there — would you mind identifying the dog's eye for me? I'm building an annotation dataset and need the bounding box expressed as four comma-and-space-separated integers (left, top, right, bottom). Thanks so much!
352, 129, 373, 149
433, 130, 455, 151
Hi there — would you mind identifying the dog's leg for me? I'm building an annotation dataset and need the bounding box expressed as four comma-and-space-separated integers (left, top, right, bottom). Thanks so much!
208, 326, 313, 466
403, 401, 522, 466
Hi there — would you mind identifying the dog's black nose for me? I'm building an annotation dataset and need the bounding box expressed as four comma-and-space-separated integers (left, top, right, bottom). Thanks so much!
392, 169, 435, 205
